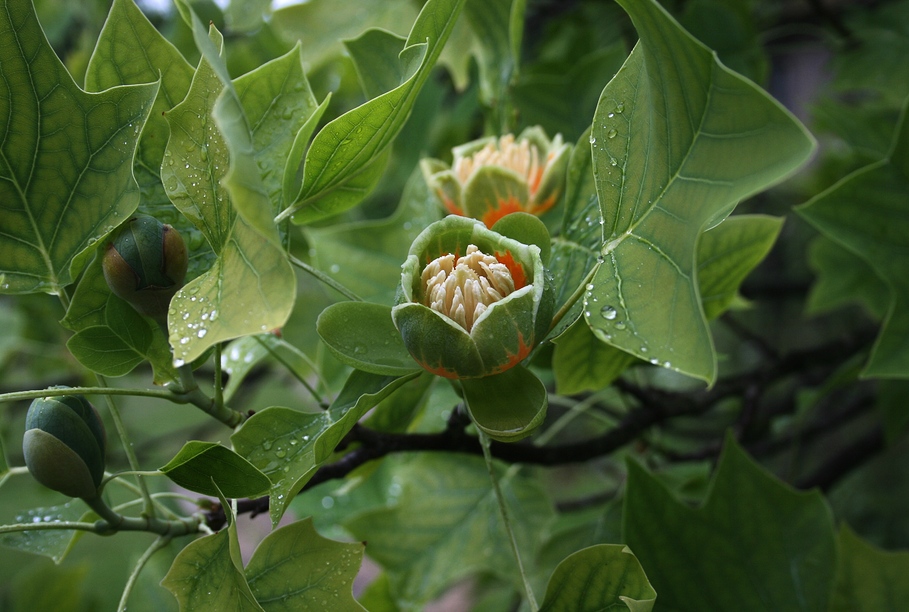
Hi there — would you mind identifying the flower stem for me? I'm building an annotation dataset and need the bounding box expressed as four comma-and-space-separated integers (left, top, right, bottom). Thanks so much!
477, 430, 539, 611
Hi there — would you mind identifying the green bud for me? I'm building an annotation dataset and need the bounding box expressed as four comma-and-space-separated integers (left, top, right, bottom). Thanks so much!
102, 215, 188, 323
23, 393, 107, 499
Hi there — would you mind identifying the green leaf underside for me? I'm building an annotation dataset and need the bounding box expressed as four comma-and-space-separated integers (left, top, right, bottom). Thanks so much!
287, 0, 467, 223
829, 524, 909, 611
623, 435, 837, 611
159, 441, 271, 499
585, 0, 814, 384
797, 99, 909, 378
344, 454, 554, 609
161, 17, 296, 364
0, 0, 158, 294
161, 508, 264, 612
806, 236, 890, 319
245, 518, 366, 611
317, 302, 422, 376
538, 544, 657, 612
552, 316, 637, 395
461, 365, 547, 442
0, 500, 86, 563
231, 370, 419, 526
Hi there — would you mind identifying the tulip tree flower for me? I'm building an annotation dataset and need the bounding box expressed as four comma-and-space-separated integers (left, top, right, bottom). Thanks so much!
317, 215, 554, 442
421, 127, 571, 227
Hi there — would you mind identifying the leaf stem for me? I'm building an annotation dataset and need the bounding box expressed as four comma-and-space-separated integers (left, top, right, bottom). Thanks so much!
287, 253, 363, 301
173, 363, 245, 427
477, 430, 539, 611
252, 335, 326, 406
0, 386, 184, 404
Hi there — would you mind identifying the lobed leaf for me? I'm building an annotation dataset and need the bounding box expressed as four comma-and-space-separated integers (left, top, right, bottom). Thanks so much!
797, 98, 909, 378
0, 0, 158, 294
245, 518, 366, 611
584, 0, 815, 384
829, 523, 909, 611
623, 434, 837, 611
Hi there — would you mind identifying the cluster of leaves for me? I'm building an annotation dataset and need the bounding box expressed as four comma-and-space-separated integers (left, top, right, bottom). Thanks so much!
1, 0, 908, 610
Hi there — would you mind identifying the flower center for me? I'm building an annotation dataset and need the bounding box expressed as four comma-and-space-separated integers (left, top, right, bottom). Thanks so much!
422, 244, 516, 332
453, 135, 546, 198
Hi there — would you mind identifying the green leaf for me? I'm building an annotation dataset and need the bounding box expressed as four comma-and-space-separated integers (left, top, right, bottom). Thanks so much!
344, 30, 413, 100
271, 0, 419, 70
806, 236, 890, 319
160, 20, 296, 365
317, 302, 422, 376
697, 215, 784, 320
343, 454, 554, 609
547, 129, 602, 340
623, 434, 837, 611
538, 544, 657, 612
796, 99, 909, 379
552, 316, 637, 395
461, 365, 548, 442
465, 0, 522, 107
66, 325, 147, 378
830, 523, 909, 611
161, 503, 263, 611
245, 518, 366, 611
281, 0, 467, 224
231, 370, 419, 526
159, 441, 271, 499
0, 500, 86, 563
0, 0, 158, 294
585, 0, 815, 384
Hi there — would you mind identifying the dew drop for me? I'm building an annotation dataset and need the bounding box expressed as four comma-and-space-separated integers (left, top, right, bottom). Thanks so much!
262, 440, 273, 451
329, 264, 340, 274
600, 305, 617, 320
589, 133, 596, 145
616, 102, 625, 113
179, 337, 190, 345
275, 449, 286, 458
173, 358, 185, 367
585, 283, 594, 291
607, 128, 617, 139
614, 321, 626, 330
197, 329, 207, 338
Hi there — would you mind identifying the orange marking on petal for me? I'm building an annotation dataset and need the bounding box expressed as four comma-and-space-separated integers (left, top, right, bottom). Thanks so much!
417, 360, 461, 379
489, 332, 533, 375
480, 197, 524, 228
494, 250, 527, 290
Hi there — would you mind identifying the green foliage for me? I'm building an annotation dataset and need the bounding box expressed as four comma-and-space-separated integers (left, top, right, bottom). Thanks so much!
1, 0, 908, 609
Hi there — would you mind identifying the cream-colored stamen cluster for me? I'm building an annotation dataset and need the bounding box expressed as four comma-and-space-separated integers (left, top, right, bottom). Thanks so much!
453, 135, 544, 196
422, 244, 516, 332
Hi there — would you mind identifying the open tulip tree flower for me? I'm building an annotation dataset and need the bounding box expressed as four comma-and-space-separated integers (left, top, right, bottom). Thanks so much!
421, 127, 571, 227
318, 215, 554, 441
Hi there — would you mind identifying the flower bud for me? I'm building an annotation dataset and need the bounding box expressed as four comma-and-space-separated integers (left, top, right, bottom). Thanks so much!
23, 393, 107, 499
421, 127, 571, 227
392, 216, 554, 379
102, 215, 188, 323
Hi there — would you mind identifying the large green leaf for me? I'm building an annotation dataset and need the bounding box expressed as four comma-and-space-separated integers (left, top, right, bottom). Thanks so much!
231, 370, 419, 526
344, 454, 554, 609
805, 236, 890, 319
0, 0, 158, 294
585, 0, 815, 384
280, 0, 466, 224
245, 518, 366, 611
160, 21, 297, 365
797, 99, 909, 379
538, 545, 657, 612
552, 317, 637, 395
829, 524, 909, 611
623, 435, 837, 611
